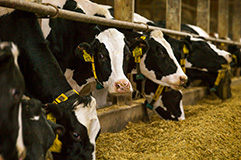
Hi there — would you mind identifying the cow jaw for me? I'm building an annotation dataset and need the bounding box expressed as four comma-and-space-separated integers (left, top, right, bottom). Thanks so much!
73, 96, 100, 155
96, 28, 133, 94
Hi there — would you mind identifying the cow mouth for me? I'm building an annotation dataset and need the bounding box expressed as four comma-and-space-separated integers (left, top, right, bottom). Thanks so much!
170, 84, 184, 90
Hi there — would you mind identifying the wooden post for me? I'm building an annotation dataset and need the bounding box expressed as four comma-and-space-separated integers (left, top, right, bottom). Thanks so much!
196, 0, 210, 34
114, 0, 134, 22
232, 0, 240, 42
166, 0, 181, 39
218, 0, 229, 39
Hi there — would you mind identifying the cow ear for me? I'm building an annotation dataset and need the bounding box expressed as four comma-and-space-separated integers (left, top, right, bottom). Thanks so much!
182, 38, 192, 53
42, 103, 63, 120
129, 37, 149, 55
47, 120, 65, 137
75, 42, 93, 62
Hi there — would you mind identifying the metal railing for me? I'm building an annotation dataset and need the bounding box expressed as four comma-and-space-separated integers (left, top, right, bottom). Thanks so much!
0, 0, 241, 46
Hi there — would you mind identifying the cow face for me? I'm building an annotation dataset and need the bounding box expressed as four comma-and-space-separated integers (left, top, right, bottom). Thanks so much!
22, 98, 65, 160
144, 79, 185, 121
185, 37, 231, 72
51, 95, 100, 160
155, 89, 185, 121
135, 30, 187, 90
75, 28, 133, 94
0, 42, 25, 160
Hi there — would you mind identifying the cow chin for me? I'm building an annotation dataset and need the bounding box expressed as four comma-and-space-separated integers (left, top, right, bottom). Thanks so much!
104, 79, 133, 94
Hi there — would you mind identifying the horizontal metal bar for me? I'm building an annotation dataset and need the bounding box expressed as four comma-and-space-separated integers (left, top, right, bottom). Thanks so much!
0, 0, 241, 46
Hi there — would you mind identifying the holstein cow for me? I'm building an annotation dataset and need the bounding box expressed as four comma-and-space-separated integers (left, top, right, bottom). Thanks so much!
21, 97, 65, 160
61, 0, 187, 120
41, 0, 133, 108
0, 9, 100, 160
145, 20, 233, 99
41, 0, 188, 111
86, 3, 187, 119
0, 41, 25, 160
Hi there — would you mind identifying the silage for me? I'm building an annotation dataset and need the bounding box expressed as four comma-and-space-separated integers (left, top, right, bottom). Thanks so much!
96, 84, 241, 160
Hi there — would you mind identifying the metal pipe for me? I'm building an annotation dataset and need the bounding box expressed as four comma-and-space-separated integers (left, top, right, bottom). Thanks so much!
0, 0, 241, 46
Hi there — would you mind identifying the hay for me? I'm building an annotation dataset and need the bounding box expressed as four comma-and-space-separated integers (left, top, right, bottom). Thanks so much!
96, 84, 241, 160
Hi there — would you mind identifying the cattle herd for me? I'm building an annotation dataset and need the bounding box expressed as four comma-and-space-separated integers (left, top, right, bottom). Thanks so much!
0, 0, 240, 160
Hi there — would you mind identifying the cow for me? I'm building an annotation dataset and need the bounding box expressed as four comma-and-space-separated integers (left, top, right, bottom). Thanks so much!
0, 9, 100, 160
0, 41, 25, 160
60, 0, 188, 119
50, 0, 187, 90
21, 97, 65, 160
41, 0, 133, 108
148, 20, 232, 99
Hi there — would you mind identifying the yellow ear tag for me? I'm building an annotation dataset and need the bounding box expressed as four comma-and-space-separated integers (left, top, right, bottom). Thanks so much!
49, 134, 62, 153
47, 113, 62, 153
133, 46, 142, 63
221, 43, 225, 46
232, 54, 237, 64
83, 49, 92, 62
140, 36, 146, 40
183, 44, 189, 54
47, 113, 56, 123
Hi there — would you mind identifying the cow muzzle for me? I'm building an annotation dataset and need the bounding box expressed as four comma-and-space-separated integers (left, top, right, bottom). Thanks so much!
171, 76, 188, 90
114, 79, 131, 93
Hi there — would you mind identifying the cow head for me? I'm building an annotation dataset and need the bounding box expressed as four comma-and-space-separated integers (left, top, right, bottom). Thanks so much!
21, 98, 65, 160
128, 30, 188, 90
184, 36, 232, 72
142, 79, 185, 121
75, 28, 133, 94
0, 42, 25, 160
47, 95, 100, 160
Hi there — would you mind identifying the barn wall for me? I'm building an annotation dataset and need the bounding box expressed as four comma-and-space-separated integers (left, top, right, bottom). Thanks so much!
91, 0, 240, 40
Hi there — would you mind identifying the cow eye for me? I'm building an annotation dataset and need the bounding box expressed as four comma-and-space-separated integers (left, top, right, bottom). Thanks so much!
73, 132, 80, 139
98, 53, 104, 59
10, 88, 21, 100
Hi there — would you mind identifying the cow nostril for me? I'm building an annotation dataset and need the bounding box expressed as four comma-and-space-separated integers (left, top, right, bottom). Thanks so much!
115, 80, 131, 92
180, 76, 187, 85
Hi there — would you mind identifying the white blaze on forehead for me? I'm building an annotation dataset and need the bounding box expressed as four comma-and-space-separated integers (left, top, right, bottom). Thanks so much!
190, 36, 232, 63
186, 24, 210, 38
16, 103, 26, 159
30, 116, 40, 121
140, 30, 187, 88
76, 0, 113, 18
134, 13, 153, 24
0, 42, 20, 69
73, 96, 100, 149
207, 42, 232, 63
96, 28, 132, 93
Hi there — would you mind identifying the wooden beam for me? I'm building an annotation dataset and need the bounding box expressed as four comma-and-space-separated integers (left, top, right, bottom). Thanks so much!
232, 0, 240, 42
114, 0, 134, 22
196, 0, 210, 34
218, 0, 229, 39
166, 0, 182, 38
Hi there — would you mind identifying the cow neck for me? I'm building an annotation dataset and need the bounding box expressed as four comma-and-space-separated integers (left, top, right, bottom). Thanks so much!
0, 10, 73, 103
130, 35, 167, 110
47, 16, 97, 86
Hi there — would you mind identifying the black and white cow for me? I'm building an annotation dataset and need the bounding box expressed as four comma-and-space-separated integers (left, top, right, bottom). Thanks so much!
149, 21, 232, 99
21, 97, 65, 160
62, 0, 187, 120
0, 9, 100, 160
0, 42, 25, 160
42, 0, 187, 99
41, 0, 133, 108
